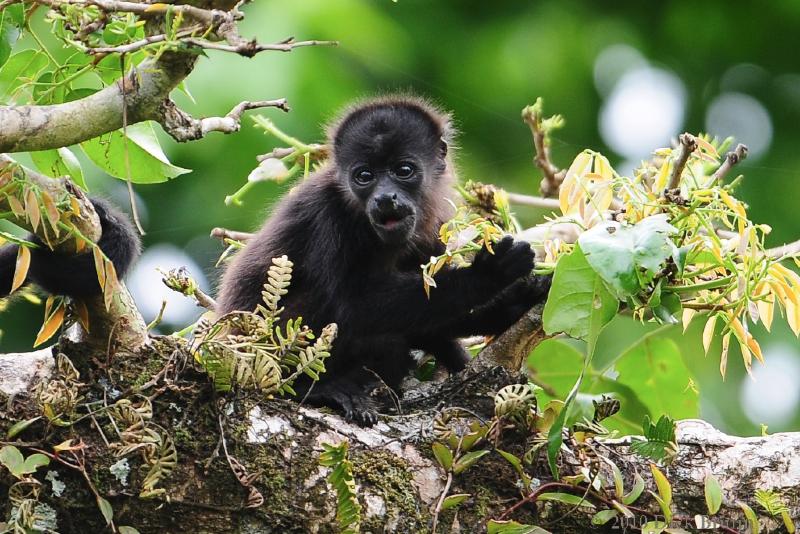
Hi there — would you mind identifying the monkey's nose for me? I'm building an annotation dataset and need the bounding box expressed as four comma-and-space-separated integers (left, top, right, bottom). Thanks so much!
375, 193, 398, 212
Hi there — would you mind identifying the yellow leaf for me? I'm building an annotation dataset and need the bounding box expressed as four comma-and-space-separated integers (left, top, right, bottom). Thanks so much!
25, 188, 41, 232
11, 245, 31, 294
92, 246, 106, 290
682, 309, 697, 332
702, 315, 717, 354
695, 136, 720, 159
40, 191, 60, 235
69, 197, 80, 216
720, 333, 731, 378
756, 293, 774, 332
104, 258, 118, 311
144, 2, 168, 11
747, 335, 764, 364
34, 299, 65, 347
7, 195, 24, 217
653, 160, 670, 192
74, 299, 90, 333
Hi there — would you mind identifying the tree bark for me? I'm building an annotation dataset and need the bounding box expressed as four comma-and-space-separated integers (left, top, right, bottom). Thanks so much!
1, 340, 797, 534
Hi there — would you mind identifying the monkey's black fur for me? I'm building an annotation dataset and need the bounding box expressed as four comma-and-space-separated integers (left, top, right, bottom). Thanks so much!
0, 197, 140, 299
217, 97, 549, 425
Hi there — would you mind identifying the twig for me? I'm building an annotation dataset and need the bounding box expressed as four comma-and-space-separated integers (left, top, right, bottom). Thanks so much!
193, 288, 217, 311
257, 143, 328, 162
85, 26, 203, 55
506, 192, 561, 210
431, 472, 453, 534
182, 36, 337, 58
158, 99, 290, 142
521, 102, 565, 198
667, 133, 697, 191
766, 238, 800, 260
210, 227, 254, 242
36, 0, 233, 26
711, 143, 748, 183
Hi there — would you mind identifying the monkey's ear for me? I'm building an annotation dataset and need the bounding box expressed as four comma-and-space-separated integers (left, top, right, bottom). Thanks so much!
438, 137, 448, 159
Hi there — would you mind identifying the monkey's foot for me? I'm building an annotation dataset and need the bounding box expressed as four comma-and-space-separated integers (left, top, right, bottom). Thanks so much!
306, 380, 380, 427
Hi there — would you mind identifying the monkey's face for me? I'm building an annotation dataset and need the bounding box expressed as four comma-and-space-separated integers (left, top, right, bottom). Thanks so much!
349, 161, 421, 245
333, 102, 448, 246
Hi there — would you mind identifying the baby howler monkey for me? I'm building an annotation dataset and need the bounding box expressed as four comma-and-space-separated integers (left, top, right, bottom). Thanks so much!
217, 96, 549, 425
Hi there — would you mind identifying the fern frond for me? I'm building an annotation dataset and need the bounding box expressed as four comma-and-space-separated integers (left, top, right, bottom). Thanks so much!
319, 440, 361, 534
260, 255, 293, 320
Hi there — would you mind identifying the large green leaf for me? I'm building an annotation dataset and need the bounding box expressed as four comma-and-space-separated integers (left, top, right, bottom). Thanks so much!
578, 214, 678, 299
542, 244, 618, 340
528, 339, 651, 436
613, 336, 699, 418
0, 50, 49, 101
81, 122, 190, 183
30, 147, 87, 190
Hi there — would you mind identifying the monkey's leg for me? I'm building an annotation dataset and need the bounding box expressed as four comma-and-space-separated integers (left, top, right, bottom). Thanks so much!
0, 243, 21, 298
28, 197, 140, 298
413, 337, 470, 373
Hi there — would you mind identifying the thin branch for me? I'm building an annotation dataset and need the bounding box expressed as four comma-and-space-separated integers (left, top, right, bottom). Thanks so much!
84, 25, 203, 55
712, 143, 748, 183
766, 238, 800, 260
182, 36, 337, 58
506, 192, 561, 210
159, 99, 290, 142
521, 102, 565, 198
36, 0, 235, 26
210, 227, 253, 242
667, 133, 697, 190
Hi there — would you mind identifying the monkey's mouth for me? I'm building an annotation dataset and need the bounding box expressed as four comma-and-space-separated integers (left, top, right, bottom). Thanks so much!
370, 208, 416, 242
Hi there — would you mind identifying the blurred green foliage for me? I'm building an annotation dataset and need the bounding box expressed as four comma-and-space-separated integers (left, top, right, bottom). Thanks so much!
3, 0, 800, 436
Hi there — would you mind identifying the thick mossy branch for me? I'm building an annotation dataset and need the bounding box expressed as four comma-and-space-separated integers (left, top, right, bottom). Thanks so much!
0, 54, 195, 153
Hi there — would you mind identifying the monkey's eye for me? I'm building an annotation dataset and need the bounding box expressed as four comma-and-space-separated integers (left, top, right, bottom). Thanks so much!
393, 163, 416, 179
353, 168, 374, 185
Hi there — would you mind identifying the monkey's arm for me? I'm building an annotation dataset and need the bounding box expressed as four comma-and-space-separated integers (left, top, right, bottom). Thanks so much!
350, 236, 534, 335
0, 197, 140, 300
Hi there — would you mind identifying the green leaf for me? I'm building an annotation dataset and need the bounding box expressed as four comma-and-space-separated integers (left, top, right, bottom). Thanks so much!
650, 464, 673, 519
578, 214, 678, 299
612, 336, 698, 420
441, 493, 470, 510
622, 473, 645, 505
453, 449, 489, 474
537, 492, 595, 509
431, 442, 453, 471
119, 527, 142, 534
6, 416, 42, 439
81, 122, 190, 183
591, 509, 618, 525
704, 473, 722, 515
97, 496, 114, 525
640, 521, 667, 534
487, 520, 552, 534
630, 415, 678, 463
30, 148, 87, 190
21, 453, 49, 474
0, 50, 49, 100
542, 244, 618, 340
0, 445, 24, 477
737, 501, 759, 534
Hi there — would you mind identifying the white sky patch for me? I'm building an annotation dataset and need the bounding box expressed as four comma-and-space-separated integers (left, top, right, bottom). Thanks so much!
705, 92, 773, 159
741, 345, 800, 429
593, 44, 648, 97
127, 244, 209, 328
599, 67, 687, 160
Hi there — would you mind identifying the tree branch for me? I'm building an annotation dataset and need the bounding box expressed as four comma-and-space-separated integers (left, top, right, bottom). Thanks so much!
767, 238, 800, 260
0, 54, 195, 153
506, 192, 561, 210
210, 227, 253, 242
521, 102, 565, 198
158, 99, 290, 142
182, 36, 337, 58
667, 133, 697, 191
712, 143, 748, 183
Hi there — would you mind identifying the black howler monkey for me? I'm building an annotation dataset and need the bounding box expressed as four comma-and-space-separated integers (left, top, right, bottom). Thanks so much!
217, 96, 549, 425
0, 197, 140, 300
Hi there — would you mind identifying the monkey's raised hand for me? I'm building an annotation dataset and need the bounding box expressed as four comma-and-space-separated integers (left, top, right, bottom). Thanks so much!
470, 235, 536, 290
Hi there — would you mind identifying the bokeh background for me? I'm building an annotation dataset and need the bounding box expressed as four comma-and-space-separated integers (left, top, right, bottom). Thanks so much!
2, 0, 800, 435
